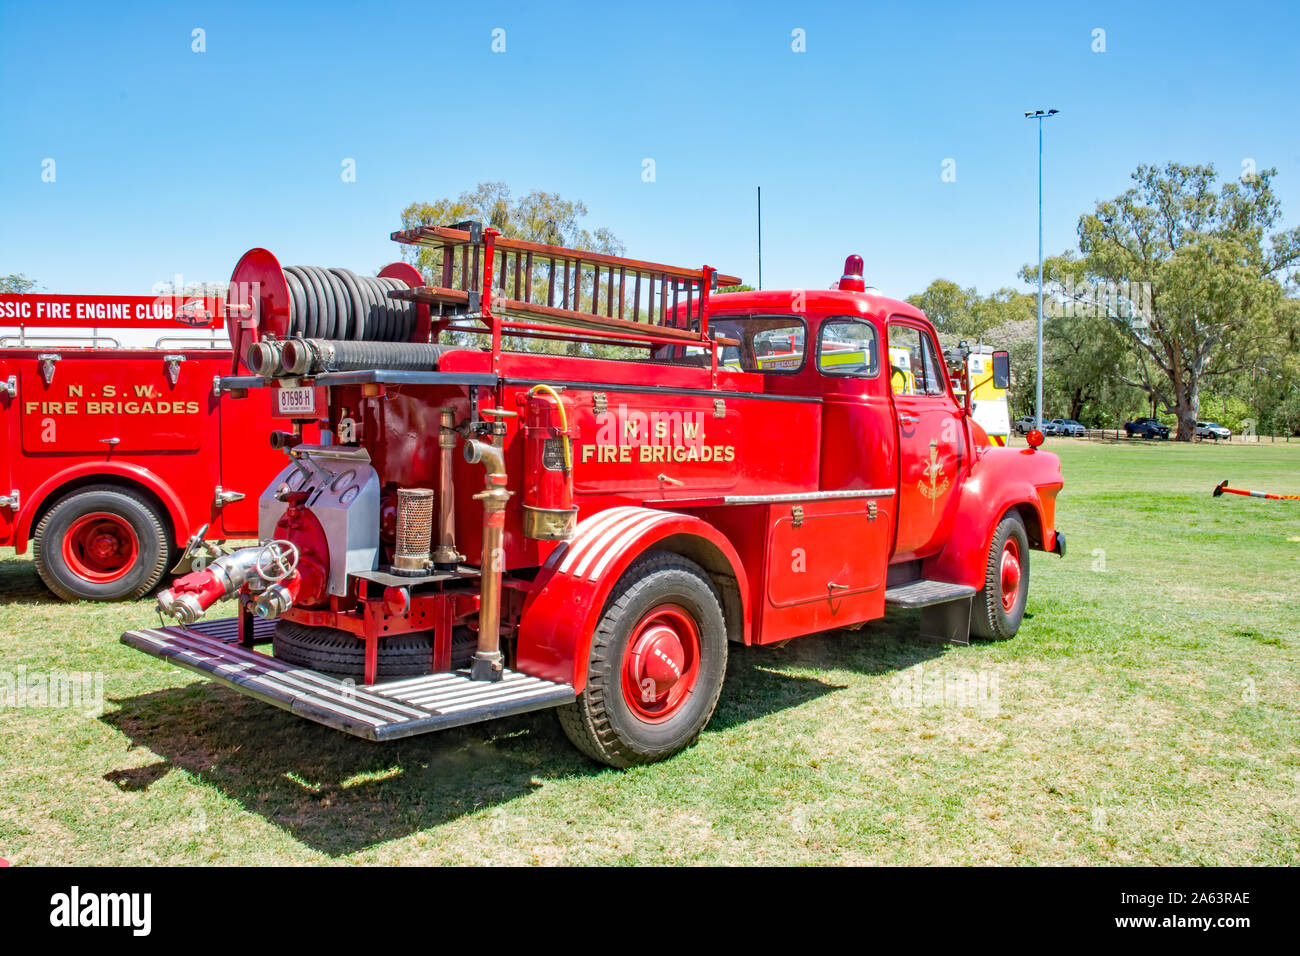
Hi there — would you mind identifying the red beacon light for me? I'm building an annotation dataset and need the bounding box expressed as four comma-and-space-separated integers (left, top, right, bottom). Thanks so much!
838, 254, 866, 292
1025, 429, 1045, 449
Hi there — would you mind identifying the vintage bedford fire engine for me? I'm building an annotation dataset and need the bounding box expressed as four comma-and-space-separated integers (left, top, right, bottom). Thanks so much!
122, 225, 1065, 767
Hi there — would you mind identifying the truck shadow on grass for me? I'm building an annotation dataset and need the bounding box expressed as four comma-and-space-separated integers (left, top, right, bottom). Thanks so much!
101, 615, 946, 858
0, 557, 58, 606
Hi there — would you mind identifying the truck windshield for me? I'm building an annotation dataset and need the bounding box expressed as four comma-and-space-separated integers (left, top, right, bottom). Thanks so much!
818, 318, 879, 377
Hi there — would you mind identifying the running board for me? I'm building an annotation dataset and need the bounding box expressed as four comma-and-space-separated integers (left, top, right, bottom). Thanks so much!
120, 619, 576, 742
884, 580, 977, 645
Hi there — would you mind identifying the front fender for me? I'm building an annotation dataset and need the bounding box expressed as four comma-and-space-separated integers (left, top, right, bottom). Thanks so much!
923, 446, 1063, 589
15, 461, 190, 554
516, 506, 750, 691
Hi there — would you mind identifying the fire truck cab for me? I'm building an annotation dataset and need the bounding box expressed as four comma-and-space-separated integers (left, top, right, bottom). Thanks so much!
123, 229, 1064, 767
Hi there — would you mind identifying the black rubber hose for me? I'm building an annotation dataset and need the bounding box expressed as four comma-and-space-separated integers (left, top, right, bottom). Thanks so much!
289, 267, 318, 339
332, 268, 365, 342
356, 270, 379, 341
286, 267, 319, 339
304, 266, 333, 339
280, 338, 452, 375
320, 267, 349, 340
380, 277, 399, 341
283, 269, 308, 338
383, 277, 410, 341
310, 265, 340, 340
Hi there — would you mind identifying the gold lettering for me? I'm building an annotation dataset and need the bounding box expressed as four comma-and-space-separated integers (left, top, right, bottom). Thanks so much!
102, 385, 116, 397
582, 445, 595, 463
186, 401, 199, 413
639, 445, 653, 462
619, 446, 630, 463
126, 402, 139, 414
68, 384, 83, 397
724, 446, 735, 462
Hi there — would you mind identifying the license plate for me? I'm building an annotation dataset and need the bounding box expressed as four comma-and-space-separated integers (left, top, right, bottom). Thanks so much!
275, 386, 317, 417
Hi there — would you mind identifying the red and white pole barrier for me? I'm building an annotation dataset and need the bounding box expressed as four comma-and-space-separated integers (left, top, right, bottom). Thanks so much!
1212, 480, 1300, 501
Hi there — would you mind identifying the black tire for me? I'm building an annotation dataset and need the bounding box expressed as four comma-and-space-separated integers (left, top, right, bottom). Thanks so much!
970, 511, 1030, 641
272, 620, 440, 681
33, 485, 171, 602
557, 551, 728, 768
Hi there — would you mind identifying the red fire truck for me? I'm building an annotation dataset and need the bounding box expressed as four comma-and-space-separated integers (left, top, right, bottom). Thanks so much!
1, 270, 418, 601
122, 227, 1065, 767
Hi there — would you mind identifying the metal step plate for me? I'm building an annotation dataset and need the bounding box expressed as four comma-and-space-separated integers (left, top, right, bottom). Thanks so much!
884, 579, 977, 609
121, 618, 575, 741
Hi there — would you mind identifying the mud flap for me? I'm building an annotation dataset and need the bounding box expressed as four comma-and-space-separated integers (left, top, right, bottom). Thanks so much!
919, 597, 973, 646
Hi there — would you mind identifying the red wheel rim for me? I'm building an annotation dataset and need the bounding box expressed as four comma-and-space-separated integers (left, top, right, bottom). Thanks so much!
61, 512, 140, 584
621, 604, 701, 723
999, 537, 1022, 612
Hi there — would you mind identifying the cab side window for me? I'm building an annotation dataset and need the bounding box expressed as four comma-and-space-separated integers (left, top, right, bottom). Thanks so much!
887, 323, 946, 396
817, 318, 879, 377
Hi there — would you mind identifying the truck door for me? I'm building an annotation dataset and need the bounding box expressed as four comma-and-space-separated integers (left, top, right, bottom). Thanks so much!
887, 320, 963, 561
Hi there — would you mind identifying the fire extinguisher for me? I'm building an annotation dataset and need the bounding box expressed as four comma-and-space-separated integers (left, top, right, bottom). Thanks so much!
521, 384, 577, 540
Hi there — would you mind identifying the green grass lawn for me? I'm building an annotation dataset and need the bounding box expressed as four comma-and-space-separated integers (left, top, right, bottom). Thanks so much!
2, 438, 1298, 865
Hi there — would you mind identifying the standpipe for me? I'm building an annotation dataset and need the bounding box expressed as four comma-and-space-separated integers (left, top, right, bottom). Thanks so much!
464, 439, 513, 681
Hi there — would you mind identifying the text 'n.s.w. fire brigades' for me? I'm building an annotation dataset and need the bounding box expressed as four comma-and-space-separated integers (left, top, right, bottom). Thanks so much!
24, 384, 200, 418
579, 411, 736, 465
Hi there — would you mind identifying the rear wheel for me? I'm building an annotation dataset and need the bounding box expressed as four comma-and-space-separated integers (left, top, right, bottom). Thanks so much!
33, 486, 171, 601
557, 551, 727, 767
970, 511, 1030, 641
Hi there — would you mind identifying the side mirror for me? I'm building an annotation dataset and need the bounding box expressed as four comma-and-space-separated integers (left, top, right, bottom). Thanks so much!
991, 351, 1010, 390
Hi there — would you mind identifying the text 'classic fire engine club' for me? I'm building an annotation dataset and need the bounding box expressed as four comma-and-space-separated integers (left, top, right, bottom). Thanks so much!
3, 226, 1063, 766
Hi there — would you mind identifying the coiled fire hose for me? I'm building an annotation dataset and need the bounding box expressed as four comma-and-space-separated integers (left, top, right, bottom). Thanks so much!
279, 265, 417, 342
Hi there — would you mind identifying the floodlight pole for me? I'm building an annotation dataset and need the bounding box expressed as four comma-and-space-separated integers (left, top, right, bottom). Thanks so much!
1025, 108, 1058, 431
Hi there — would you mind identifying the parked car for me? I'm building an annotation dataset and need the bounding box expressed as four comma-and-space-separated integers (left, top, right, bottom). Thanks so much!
1014, 416, 1037, 435
1195, 421, 1231, 440
1050, 418, 1086, 437
1124, 417, 1169, 439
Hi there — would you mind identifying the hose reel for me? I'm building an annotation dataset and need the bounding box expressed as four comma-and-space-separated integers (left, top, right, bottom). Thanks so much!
226, 248, 429, 366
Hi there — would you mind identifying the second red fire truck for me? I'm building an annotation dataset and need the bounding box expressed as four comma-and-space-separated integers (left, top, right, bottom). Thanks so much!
122, 226, 1065, 767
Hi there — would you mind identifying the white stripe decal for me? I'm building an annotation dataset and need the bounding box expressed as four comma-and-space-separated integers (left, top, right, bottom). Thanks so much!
571, 510, 657, 579
587, 513, 678, 581
556, 507, 639, 574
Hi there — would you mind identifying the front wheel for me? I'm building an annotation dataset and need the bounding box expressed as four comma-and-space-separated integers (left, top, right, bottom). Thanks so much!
557, 551, 728, 767
970, 511, 1030, 641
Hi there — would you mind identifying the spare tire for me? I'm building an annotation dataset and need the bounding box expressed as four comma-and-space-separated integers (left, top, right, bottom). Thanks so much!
272, 621, 482, 681
273, 620, 434, 681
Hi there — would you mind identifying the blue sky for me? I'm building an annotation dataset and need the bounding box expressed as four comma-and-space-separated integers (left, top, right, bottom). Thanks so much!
2, 0, 1298, 300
